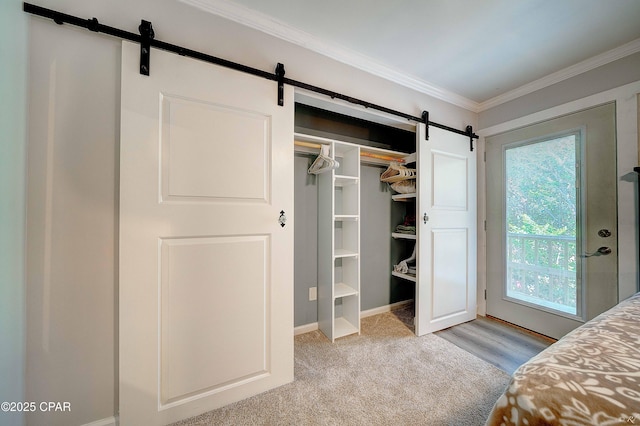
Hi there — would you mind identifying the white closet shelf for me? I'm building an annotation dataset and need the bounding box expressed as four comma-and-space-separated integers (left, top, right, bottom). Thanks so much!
334, 283, 358, 298
403, 152, 417, 164
334, 317, 359, 339
335, 215, 359, 221
334, 249, 358, 258
392, 193, 416, 201
392, 271, 416, 282
392, 232, 416, 240
335, 175, 359, 186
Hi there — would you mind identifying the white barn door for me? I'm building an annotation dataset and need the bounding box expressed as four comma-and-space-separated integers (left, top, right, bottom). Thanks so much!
415, 124, 477, 335
119, 41, 294, 425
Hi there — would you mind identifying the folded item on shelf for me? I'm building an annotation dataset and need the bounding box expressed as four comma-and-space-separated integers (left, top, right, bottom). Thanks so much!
393, 261, 409, 274
395, 225, 416, 234
390, 180, 416, 194
401, 214, 416, 226
394, 244, 417, 275
393, 262, 417, 275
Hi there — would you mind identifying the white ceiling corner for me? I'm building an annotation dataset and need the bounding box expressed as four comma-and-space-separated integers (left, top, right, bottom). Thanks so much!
478, 37, 640, 112
179, 0, 480, 111
180, 0, 640, 113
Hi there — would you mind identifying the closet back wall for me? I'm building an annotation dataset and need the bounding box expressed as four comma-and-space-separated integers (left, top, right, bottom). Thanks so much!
360, 164, 414, 311
294, 155, 319, 326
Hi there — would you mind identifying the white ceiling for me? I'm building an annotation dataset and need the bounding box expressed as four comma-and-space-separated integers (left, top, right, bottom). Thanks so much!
182, 0, 640, 111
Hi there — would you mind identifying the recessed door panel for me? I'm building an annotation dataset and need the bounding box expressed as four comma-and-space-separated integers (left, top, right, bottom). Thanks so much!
432, 151, 468, 210
161, 95, 270, 203
160, 236, 269, 404
432, 229, 468, 319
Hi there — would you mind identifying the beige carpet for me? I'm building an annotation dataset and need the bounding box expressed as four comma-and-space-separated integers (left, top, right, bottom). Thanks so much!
173, 310, 510, 426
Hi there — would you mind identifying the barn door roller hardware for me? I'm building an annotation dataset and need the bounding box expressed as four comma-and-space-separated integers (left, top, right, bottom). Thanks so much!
275, 63, 285, 106
422, 111, 429, 140
420, 110, 477, 150
466, 125, 475, 151
138, 20, 154, 76
23, 2, 479, 150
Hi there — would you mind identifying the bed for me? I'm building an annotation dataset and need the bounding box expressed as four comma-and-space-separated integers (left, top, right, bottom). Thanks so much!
485, 292, 640, 425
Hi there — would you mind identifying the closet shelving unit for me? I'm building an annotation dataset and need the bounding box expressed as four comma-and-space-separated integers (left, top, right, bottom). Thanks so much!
390, 153, 418, 284
295, 132, 411, 342
318, 137, 361, 341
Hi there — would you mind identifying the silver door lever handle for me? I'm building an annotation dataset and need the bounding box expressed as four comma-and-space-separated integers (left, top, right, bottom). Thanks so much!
581, 247, 612, 258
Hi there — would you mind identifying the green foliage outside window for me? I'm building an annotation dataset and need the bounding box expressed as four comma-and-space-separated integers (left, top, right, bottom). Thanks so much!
505, 134, 578, 312
506, 135, 577, 238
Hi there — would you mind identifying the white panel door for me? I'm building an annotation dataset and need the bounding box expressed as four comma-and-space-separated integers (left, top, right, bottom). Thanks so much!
415, 124, 477, 336
119, 41, 294, 425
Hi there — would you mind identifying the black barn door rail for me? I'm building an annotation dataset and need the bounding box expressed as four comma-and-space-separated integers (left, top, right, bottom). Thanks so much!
23, 2, 479, 150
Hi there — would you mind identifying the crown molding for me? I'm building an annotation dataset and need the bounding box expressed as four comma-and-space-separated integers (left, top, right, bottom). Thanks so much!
478, 37, 640, 112
179, 0, 480, 111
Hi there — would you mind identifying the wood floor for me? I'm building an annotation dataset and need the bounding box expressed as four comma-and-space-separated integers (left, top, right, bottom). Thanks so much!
435, 316, 555, 375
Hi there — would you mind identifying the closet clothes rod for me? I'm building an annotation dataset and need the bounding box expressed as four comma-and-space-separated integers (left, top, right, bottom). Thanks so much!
23, 2, 479, 150
294, 141, 406, 163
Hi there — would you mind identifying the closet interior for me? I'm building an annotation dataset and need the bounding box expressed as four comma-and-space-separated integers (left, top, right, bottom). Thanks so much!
383, 156, 418, 283
294, 103, 418, 340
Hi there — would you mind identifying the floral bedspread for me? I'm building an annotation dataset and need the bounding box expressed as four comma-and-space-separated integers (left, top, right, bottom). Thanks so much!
485, 292, 640, 426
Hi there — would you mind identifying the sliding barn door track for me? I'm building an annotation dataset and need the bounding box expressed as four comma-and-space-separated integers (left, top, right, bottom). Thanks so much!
24, 2, 479, 150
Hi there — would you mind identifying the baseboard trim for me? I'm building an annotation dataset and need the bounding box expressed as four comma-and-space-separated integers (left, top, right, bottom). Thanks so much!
294, 300, 414, 336
294, 322, 318, 336
361, 299, 413, 318
81, 416, 117, 426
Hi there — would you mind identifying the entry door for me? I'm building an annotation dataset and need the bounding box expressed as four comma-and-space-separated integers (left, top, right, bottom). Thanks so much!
119, 41, 294, 425
415, 124, 477, 335
486, 103, 617, 339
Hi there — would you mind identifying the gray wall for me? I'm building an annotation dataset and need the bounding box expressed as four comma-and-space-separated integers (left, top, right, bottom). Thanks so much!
26, 16, 120, 426
294, 154, 319, 326
0, 0, 28, 425
294, 157, 413, 327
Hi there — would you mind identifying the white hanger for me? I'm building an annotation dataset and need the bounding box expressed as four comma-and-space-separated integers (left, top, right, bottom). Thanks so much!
380, 161, 416, 183
308, 145, 340, 174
